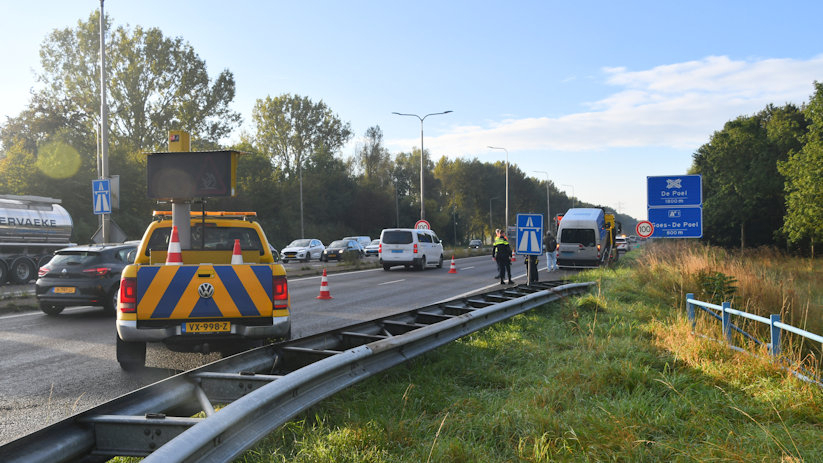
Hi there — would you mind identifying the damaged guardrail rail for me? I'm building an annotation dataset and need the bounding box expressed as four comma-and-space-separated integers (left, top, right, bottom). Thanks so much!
1, 280, 593, 463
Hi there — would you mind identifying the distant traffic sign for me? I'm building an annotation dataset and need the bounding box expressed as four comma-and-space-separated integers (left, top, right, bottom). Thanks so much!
414, 220, 430, 230
92, 179, 111, 215
647, 175, 702, 207
636, 221, 654, 238
647, 207, 702, 238
516, 213, 543, 255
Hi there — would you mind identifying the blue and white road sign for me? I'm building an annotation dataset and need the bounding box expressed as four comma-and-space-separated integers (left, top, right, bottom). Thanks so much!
516, 213, 543, 255
92, 179, 111, 215
647, 174, 702, 207
648, 206, 702, 238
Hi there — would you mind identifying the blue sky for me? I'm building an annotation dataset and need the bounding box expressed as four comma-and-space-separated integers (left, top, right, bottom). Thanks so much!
2, 1, 823, 220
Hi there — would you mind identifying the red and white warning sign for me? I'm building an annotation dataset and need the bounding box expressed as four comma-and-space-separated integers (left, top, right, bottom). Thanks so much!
636, 220, 654, 238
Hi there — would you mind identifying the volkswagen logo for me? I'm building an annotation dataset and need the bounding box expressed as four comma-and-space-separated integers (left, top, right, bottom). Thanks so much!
198, 283, 215, 299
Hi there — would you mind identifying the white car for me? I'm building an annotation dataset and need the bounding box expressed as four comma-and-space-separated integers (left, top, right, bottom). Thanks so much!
615, 236, 630, 253
379, 228, 444, 271
364, 239, 380, 257
281, 238, 325, 262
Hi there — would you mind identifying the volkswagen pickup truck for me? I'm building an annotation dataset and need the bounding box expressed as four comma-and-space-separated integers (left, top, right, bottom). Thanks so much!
115, 211, 290, 370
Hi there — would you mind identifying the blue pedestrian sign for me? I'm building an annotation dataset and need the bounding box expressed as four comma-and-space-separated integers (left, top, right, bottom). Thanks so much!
92, 179, 111, 215
647, 174, 702, 207
647, 207, 702, 238
516, 213, 543, 256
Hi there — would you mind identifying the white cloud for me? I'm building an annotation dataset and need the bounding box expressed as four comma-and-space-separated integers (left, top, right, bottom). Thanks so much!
391, 55, 823, 156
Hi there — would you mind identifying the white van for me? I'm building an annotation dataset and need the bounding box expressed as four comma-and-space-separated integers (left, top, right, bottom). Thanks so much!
379, 228, 444, 271
556, 208, 609, 268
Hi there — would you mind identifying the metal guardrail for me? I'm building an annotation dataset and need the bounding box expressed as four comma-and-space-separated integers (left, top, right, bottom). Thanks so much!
686, 292, 823, 384
1, 280, 593, 462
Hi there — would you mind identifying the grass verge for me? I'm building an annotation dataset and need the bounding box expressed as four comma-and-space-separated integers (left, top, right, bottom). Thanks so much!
115, 241, 823, 462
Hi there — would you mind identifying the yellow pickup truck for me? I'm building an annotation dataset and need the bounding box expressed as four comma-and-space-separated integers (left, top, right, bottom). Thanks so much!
115, 211, 290, 370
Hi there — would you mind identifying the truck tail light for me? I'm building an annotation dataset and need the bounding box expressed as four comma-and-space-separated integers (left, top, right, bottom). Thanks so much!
119, 277, 137, 313
273, 275, 289, 310
413, 243, 418, 254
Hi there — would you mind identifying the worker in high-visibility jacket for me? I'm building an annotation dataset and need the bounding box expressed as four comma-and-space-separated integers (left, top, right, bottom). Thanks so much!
492, 229, 513, 284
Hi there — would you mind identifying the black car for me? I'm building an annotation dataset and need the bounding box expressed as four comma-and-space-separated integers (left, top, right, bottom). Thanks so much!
320, 239, 363, 262
35, 243, 137, 316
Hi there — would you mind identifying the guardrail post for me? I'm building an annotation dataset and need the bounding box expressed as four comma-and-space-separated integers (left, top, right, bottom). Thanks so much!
721, 301, 732, 345
769, 314, 781, 358
686, 293, 695, 331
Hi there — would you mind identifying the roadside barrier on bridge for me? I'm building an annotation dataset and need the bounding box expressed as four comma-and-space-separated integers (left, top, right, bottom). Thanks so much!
687, 292, 823, 387
1, 280, 593, 462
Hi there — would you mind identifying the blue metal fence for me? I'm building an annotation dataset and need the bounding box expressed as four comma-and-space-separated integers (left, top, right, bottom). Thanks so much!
686, 292, 823, 385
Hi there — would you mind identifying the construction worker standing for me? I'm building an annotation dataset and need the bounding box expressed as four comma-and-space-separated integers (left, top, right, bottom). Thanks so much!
492, 229, 513, 284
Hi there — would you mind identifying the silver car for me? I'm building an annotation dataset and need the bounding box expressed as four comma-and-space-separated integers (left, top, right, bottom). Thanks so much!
281, 238, 325, 262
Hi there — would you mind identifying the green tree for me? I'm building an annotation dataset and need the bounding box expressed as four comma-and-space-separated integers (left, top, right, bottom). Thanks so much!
252, 94, 352, 176
34, 11, 240, 151
690, 104, 804, 248
779, 83, 823, 256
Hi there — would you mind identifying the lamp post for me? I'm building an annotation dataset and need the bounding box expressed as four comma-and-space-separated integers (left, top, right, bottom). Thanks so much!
392, 110, 453, 221
562, 184, 575, 208
534, 171, 551, 233
489, 196, 499, 244
487, 146, 509, 235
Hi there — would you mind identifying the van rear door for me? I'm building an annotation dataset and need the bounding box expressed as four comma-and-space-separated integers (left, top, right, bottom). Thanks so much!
558, 227, 599, 266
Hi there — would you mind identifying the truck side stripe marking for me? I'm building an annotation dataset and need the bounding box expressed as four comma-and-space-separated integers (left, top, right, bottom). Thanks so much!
215, 266, 264, 316
152, 267, 198, 318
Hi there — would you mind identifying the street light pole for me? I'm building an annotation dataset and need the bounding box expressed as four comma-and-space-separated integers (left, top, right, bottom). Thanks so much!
534, 171, 551, 233
488, 146, 509, 235
392, 110, 453, 221
488, 196, 499, 244
562, 184, 575, 208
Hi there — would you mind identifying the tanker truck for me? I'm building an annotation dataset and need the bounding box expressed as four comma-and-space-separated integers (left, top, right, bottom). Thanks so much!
0, 195, 74, 284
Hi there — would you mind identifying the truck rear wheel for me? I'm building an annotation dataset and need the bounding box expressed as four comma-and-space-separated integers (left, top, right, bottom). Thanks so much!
10, 257, 36, 284
0, 260, 7, 285
116, 336, 146, 370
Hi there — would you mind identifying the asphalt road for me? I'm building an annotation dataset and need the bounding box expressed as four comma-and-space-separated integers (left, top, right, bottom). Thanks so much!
0, 256, 568, 445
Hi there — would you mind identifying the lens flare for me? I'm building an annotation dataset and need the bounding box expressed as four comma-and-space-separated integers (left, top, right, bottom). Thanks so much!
36, 141, 82, 179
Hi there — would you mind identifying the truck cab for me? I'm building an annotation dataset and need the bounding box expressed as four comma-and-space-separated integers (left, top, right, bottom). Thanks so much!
115, 211, 290, 370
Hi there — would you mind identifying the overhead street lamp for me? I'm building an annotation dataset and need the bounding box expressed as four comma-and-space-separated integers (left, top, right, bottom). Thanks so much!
489, 196, 499, 243
534, 171, 551, 233
562, 184, 575, 208
487, 146, 509, 235
392, 110, 453, 221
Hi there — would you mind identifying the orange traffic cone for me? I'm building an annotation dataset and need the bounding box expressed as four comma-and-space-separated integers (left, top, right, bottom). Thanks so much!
231, 239, 244, 264
316, 268, 333, 300
447, 255, 457, 274
166, 225, 182, 265
511, 254, 516, 262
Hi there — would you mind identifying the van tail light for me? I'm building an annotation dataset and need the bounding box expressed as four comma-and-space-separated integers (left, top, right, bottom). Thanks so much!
273, 275, 289, 310
378, 243, 382, 254
413, 243, 418, 254
119, 277, 137, 313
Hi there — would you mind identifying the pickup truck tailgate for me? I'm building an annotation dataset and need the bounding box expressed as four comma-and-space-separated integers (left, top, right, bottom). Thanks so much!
136, 264, 272, 319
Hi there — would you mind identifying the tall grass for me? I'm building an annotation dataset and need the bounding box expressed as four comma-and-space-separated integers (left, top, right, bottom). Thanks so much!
110, 242, 822, 462
223, 242, 823, 462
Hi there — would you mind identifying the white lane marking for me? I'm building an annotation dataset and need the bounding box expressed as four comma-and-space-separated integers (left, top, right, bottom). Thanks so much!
378, 279, 406, 286
462, 266, 475, 270
0, 306, 94, 320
